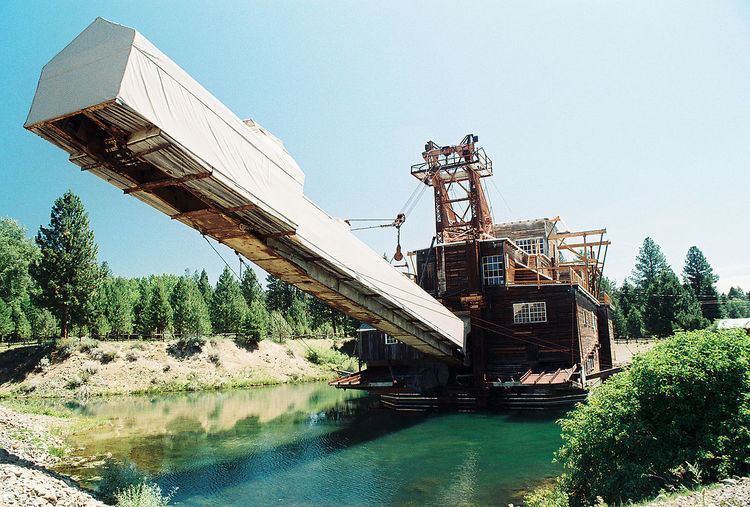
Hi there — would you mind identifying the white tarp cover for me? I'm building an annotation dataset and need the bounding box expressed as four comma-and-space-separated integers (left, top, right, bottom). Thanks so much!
26, 18, 464, 350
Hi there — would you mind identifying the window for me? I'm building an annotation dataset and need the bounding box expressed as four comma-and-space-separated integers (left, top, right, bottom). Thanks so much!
516, 237, 546, 256
585, 355, 595, 373
481, 255, 504, 286
384, 335, 398, 345
513, 302, 547, 324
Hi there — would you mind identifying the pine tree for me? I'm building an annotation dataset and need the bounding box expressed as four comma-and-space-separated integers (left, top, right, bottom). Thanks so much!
268, 310, 293, 343
265, 275, 298, 313
31, 191, 101, 338
172, 276, 212, 337
240, 268, 264, 306
241, 299, 269, 343
103, 277, 134, 337
196, 269, 213, 306
288, 295, 310, 335
148, 281, 173, 336
29, 308, 58, 339
682, 246, 720, 320
625, 306, 645, 338
133, 279, 152, 337
0, 218, 39, 305
211, 266, 246, 334
0, 299, 13, 339
632, 237, 670, 296
10, 302, 31, 341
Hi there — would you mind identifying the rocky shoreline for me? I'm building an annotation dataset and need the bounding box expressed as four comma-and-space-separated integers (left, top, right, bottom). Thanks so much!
0, 405, 103, 506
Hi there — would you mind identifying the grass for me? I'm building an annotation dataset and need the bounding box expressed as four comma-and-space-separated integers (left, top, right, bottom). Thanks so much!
304, 344, 357, 372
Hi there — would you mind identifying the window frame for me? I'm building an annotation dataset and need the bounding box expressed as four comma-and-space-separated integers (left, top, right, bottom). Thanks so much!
481, 254, 504, 287
512, 302, 548, 324
515, 237, 546, 256
384, 335, 398, 345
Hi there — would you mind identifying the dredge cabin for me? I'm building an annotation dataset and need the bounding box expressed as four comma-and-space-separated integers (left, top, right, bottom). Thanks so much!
333, 136, 616, 410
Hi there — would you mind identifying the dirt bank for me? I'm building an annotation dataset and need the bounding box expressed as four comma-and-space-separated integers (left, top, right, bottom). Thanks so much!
0, 337, 355, 398
0, 405, 103, 506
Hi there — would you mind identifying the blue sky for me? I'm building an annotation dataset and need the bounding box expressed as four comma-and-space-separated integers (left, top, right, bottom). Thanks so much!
1, 1, 748, 291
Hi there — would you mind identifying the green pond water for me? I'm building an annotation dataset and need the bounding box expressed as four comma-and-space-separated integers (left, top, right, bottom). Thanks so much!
53, 383, 564, 506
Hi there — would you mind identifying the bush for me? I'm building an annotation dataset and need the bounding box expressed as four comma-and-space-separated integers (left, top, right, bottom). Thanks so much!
304, 345, 357, 372
90, 348, 117, 364
523, 484, 569, 507
208, 352, 221, 366
114, 482, 174, 507
97, 458, 148, 504
268, 311, 293, 343
82, 362, 99, 376
556, 329, 750, 506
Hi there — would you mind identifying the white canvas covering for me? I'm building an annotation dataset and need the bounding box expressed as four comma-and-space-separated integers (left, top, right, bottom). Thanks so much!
26, 18, 464, 357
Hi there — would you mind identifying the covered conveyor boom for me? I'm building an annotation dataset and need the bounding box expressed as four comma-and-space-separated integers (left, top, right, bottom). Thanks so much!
24, 18, 464, 360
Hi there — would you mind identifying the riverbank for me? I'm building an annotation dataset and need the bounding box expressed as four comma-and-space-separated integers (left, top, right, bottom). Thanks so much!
0, 404, 104, 506
639, 478, 750, 506
0, 337, 355, 398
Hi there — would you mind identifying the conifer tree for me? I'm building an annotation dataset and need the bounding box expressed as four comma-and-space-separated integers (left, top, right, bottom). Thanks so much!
172, 276, 211, 337
211, 266, 246, 334
148, 281, 173, 336
682, 246, 720, 320
196, 269, 213, 306
133, 279, 152, 337
0, 299, 13, 339
30, 308, 57, 339
288, 295, 310, 335
242, 299, 269, 342
31, 191, 101, 338
240, 268, 264, 306
0, 218, 38, 305
10, 302, 31, 340
632, 237, 669, 296
265, 275, 298, 313
103, 276, 134, 337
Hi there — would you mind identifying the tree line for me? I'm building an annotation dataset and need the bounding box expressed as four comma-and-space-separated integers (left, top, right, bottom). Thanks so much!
605, 237, 749, 339
0, 191, 356, 343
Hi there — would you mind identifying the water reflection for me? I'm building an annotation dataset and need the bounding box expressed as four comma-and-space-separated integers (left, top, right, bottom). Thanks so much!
52, 383, 563, 506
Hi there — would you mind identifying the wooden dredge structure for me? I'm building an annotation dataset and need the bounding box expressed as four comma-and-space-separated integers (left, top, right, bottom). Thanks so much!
26, 18, 616, 411
333, 135, 617, 410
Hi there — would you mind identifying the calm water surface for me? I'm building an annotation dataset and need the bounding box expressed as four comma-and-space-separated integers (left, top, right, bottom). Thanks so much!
55, 383, 564, 506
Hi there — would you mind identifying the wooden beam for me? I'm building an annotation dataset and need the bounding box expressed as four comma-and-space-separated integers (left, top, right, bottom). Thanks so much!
124, 172, 211, 194
559, 241, 611, 249
550, 229, 607, 240
170, 208, 214, 220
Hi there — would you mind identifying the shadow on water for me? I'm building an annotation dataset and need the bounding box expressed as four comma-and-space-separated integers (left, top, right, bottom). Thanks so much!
51, 383, 565, 506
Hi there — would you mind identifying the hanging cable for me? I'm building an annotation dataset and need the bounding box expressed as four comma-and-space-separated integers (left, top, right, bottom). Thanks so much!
202, 235, 241, 280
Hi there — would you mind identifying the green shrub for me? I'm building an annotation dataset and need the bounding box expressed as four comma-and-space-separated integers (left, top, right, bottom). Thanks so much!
304, 345, 356, 372
557, 329, 750, 506
114, 482, 174, 507
523, 484, 569, 507
97, 458, 148, 504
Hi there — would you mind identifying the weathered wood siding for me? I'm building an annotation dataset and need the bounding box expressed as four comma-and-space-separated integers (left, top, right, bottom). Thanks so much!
596, 305, 615, 369
480, 285, 579, 378
575, 290, 600, 373
359, 329, 426, 366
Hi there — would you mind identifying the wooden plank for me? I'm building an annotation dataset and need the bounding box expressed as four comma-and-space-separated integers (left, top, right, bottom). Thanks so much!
559, 241, 611, 249
550, 229, 607, 240
123, 172, 211, 194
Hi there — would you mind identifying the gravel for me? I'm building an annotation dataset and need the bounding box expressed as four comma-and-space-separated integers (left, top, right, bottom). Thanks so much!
642, 477, 750, 507
0, 405, 104, 506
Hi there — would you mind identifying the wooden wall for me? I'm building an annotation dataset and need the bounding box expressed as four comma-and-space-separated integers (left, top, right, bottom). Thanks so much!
480, 285, 579, 379
359, 329, 426, 367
